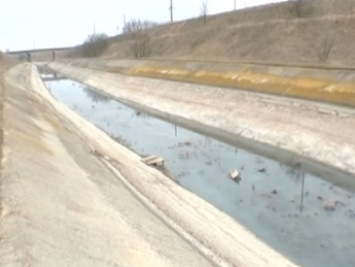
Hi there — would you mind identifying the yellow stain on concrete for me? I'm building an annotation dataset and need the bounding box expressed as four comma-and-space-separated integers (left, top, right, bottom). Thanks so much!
124, 65, 355, 107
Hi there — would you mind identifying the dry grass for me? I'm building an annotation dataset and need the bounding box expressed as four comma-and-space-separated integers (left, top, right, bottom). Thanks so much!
103, 0, 355, 66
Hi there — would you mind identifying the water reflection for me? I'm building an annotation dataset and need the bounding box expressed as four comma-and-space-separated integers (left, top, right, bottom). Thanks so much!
46, 78, 355, 267
41, 72, 67, 82
282, 165, 306, 212
83, 87, 111, 103
135, 110, 150, 118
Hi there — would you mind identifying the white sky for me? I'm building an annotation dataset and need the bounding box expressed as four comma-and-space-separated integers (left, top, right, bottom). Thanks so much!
0, 0, 286, 51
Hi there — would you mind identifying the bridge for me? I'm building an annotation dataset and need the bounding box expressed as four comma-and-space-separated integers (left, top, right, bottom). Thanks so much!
8, 46, 73, 55
42, 75, 67, 82
7, 46, 74, 61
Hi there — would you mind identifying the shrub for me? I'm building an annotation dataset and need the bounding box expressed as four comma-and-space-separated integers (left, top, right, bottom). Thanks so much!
79, 33, 109, 57
123, 19, 157, 58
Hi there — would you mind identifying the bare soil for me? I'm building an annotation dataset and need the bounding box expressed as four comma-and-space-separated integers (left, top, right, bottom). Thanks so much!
102, 0, 355, 66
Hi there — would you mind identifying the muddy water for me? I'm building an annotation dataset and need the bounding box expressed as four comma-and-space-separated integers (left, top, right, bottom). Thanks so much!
44, 78, 355, 267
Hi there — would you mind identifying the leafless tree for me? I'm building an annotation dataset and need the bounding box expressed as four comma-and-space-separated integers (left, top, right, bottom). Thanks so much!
292, 0, 303, 17
296, 0, 303, 17
200, 1, 208, 23
84, 87, 110, 103
123, 19, 157, 58
79, 32, 109, 57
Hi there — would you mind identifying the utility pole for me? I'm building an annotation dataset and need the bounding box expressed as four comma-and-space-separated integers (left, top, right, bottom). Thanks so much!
170, 0, 174, 22
234, 0, 236, 10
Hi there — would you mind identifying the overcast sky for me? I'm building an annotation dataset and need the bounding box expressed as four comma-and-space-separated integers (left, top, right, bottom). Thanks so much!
0, 0, 286, 51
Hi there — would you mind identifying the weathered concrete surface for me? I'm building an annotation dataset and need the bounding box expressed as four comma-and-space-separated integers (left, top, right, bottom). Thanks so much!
0, 63, 218, 267
48, 62, 355, 183
64, 58, 355, 107
0, 63, 300, 266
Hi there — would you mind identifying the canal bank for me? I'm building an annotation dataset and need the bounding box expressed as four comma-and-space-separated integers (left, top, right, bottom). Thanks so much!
47, 62, 355, 190
44, 76, 355, 267
61, 58, 355, 107
0, 63, 221, 267
23, 64, 302, 266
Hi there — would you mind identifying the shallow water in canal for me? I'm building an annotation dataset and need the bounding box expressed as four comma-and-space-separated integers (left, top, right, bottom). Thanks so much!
45, 77, 355, 267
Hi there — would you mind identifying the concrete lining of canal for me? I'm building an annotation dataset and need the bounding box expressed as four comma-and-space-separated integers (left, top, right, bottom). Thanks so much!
47, 62, 355, 191
30, 65, 301, 267
44, 76, 355, 267
62, 58, 355, 107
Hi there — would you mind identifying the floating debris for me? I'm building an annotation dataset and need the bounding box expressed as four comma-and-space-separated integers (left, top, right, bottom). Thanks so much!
229, 169, 242, 184
178, 140, 192, 147
142, 155, 165, 167
323, 200, 338, 211
257, 167, 267, 173
184, 141, 192, 146
272, 189, 278, 195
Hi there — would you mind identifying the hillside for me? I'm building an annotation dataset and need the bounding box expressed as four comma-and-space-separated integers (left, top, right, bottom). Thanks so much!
102, 0, 355, 66
0, 51, 16, 72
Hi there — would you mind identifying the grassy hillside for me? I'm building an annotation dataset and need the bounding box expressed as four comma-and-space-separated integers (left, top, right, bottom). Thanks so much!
103, 0, 355, 66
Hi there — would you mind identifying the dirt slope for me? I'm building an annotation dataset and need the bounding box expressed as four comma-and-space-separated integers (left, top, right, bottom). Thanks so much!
104, 0, 355, 66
